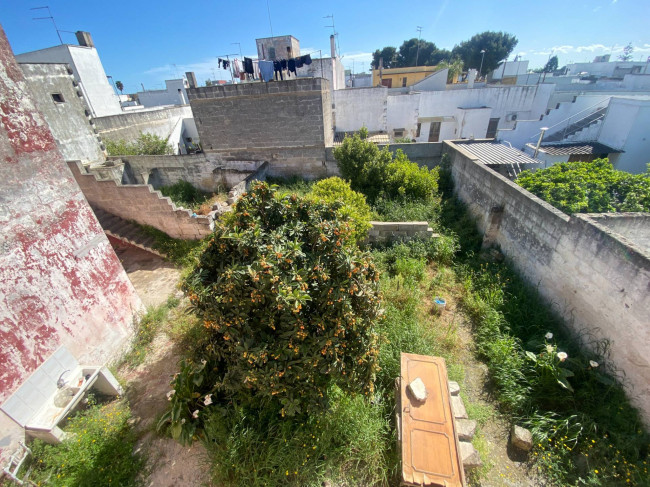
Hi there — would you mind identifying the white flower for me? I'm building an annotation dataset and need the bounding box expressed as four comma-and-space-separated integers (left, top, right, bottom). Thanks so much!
201, 359, 207, 366
589, 360, 599, 368
181, 418, 186, 424
545, 332, 553, 340
166, 389, 175, 401
557, 352, 568, 362
546, 344, 554, 354
204, 394, 213, 406
192, 410, 200, 419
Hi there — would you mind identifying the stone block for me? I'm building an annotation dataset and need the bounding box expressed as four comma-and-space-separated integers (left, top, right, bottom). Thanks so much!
451, 395, 468, 419
448, 381, 460, 396
455, 419, 477, 442
459, 441, 482, 470
510, 425, 533, 452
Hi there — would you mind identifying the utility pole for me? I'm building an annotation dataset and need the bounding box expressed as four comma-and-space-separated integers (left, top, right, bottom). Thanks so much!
415, 26, 423, 67
31, 6, 63, 44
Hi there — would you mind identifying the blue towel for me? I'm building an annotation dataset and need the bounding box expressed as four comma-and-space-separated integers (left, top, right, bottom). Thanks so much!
259, 60, 274, 82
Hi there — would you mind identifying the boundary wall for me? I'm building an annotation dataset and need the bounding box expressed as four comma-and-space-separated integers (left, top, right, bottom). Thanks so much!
444, 140, 650, 425
68, 161, 213, 240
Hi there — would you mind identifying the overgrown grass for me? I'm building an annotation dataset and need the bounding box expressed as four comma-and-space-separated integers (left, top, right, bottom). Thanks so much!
119, 296, 180, 367
27, 398, 143, 487
266, 176, 315, 196
371, 197, 441, 225
158, 180, 217, 212
139, 225, 209, 270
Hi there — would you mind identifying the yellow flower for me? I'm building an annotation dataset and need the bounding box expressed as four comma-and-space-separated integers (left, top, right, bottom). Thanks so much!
595, 469, 599, 474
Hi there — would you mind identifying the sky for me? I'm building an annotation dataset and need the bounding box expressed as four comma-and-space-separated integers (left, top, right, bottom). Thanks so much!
1, 0, 649, 93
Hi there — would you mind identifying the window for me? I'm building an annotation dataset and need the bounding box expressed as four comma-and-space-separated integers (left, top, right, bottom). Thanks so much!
486, 118, 500, 139
428, 122, 441, 142
416, 123, 421, 138
51, 93, 65, 103
402, 77, 407, 87
269, 46, 276, 60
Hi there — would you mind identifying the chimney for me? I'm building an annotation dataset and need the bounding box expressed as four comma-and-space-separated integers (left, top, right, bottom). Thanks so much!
75, 31, 94, 48
185, 72, 197, 89
330, 34, 336, 59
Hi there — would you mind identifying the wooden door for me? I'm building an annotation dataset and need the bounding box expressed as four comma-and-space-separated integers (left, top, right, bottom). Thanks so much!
428, 122, 441, 142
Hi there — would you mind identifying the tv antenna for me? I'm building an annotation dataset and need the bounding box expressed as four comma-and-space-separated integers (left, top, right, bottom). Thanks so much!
415, 26, 423, 66
31, 6, 63, 45
324, 14, 340, 57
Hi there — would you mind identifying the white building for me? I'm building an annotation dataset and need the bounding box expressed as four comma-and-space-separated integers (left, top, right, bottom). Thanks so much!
15, 32, 122, 118
136, 79, 189, 108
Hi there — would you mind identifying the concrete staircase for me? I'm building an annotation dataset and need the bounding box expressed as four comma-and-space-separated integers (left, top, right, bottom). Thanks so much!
544, 107, 607, 142
93, 208, 165, 258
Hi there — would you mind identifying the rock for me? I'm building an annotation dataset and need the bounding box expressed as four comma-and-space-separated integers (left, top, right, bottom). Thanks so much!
455, 419, 477, 441
510, 425, 533, 452
459, 441, 482, 470
451, 395, 468, 419
448, 381, 460, 396
408, 377, 428, 402
127, 416, 141, 427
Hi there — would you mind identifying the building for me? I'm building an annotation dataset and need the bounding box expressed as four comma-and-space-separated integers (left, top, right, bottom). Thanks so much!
371, 65, 441, 88
488, 60, 529, 84
295, 36, 345, 91
15, 32, 122, 118
256, 35, 300, 61
0, 24, 142, 461
136, 78, 189, 108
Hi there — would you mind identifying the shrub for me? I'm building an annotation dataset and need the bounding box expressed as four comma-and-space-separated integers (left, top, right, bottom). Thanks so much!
160, 182, 382, 442
333, 131, 439, 203
308, 177, 372, 243
159, 180, 209, 210
105, 132, 172, 156
516, 158, 650, 214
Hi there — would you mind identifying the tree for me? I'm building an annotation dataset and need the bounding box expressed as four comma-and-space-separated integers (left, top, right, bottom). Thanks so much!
543, 55, 559, 73
451, 31, 518, 76
437, 58, 464, 83
395, 38, 451, 67
516, 159, 650, 214
115, 80, 124, 94
618, 42, 633, 61
371, 46, 397, 69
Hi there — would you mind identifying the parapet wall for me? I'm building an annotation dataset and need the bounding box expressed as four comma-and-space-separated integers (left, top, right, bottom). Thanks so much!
445, 140, 650, 425
68, 161, 213, 240
368, 221, 434, 243
586, 213, 650, 253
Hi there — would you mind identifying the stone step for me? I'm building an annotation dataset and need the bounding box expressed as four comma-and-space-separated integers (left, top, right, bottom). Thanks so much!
93, 209, 166, 258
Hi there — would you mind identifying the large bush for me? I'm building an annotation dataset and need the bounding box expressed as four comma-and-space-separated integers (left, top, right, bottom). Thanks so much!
308, 177, 372, 243
516, 158, 650, 214
333, 130, 439, 202
105, 132, 172, 156
161, 182, 382, 443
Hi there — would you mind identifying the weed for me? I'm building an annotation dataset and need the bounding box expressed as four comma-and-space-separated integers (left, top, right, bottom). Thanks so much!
138, 224, 209, 271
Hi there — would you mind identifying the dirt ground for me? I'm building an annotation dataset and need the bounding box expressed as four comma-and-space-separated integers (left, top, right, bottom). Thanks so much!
435, 289, 548, 487
111, 240, 181, 308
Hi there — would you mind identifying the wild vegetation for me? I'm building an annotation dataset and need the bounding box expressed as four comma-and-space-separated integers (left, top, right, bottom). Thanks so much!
105, 132, 172, 156
516, 158, 650, 213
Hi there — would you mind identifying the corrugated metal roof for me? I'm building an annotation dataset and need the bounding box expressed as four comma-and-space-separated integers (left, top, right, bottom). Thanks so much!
540, 142, 622, 156
456, 141, 542, 165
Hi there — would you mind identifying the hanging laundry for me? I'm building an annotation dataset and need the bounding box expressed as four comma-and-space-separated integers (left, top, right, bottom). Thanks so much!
259, 60, 274, 82
224, 60, 230, 69
273, 60, 283, 81
233, 59, 241, 77
240, 72, 246, 81
243, 57, 254, 75
302, 54, 312, 66
288, 58, 297, 76
295, 56, 304, 69
218, 58, 223, 68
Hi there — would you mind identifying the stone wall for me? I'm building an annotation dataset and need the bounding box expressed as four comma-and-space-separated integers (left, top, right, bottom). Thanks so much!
228, 161, 270, 203
20, 62, 104, 165
445, 140, 650, 425
104, 154, 262, 192
586, 213, 650, 253
68, 161, 213, 240
367, 221, 434, 243
0, 26, 143, 461
94, 105, 192, 147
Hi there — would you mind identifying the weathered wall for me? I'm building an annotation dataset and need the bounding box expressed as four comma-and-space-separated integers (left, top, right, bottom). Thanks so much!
105, 154, 261, 192
69, 161, 213, 239
367, 221, 434, 243
94, 105, 192, 150
20, 62, 104, 164
333, 87, 387, 132
137, 79, 188, 108
587, 213, 650, 254
0, 25, 142, 459
445, 140, 650, 425
188, 78, 332, 150
228, 161, 270, 203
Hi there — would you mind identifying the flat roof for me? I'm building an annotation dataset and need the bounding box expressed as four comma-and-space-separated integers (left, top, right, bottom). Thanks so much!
539, 142, 623, 155
455, 141, 543, 165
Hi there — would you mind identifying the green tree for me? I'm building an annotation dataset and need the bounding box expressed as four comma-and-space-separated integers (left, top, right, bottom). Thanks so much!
395, 38, 451, 67
371, 46, 397, 69
543, 55, 559, 73
618, 42, 634, 61
437, 58, 464, 83
160, 183, 382, 441
115, 80, 124, 94
451, 31, 518, 76
516, 158, 650, 214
